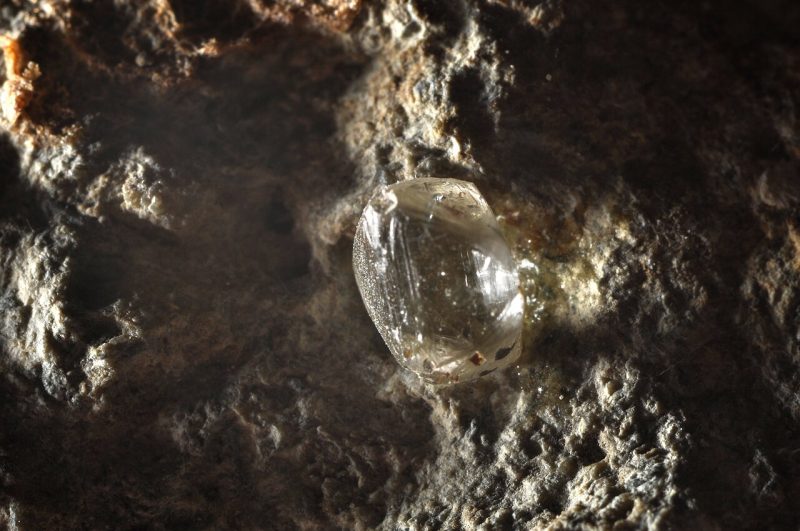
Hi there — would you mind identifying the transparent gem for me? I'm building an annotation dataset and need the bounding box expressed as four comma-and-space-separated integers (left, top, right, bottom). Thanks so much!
353, 178, 523, 384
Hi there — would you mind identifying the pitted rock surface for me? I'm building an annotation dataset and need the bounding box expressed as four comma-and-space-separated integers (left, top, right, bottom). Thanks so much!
0, 0, 799, 529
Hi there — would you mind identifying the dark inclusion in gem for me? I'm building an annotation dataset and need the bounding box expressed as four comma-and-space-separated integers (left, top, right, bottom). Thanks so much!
495, 342, 516, 361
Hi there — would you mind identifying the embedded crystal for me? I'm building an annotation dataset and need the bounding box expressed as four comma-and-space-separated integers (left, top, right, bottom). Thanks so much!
353, 178, 523, 384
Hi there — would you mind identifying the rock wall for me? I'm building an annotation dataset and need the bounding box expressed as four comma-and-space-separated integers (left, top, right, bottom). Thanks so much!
0, 0, 799, 528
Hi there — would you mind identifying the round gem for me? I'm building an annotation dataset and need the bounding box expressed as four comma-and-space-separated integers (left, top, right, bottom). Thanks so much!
353, 178, 523, 384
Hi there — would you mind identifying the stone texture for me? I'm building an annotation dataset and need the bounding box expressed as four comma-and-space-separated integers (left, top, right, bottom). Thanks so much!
0, 0, 798, 529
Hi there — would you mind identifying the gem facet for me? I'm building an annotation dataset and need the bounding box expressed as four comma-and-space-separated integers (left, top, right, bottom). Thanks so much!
353, 178, 523, 384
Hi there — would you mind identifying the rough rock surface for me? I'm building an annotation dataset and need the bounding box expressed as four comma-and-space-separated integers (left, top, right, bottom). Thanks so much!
0, 0, 799, 529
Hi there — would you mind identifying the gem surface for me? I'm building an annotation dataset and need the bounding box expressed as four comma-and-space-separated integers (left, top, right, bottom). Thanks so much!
353, 178, 523, 384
